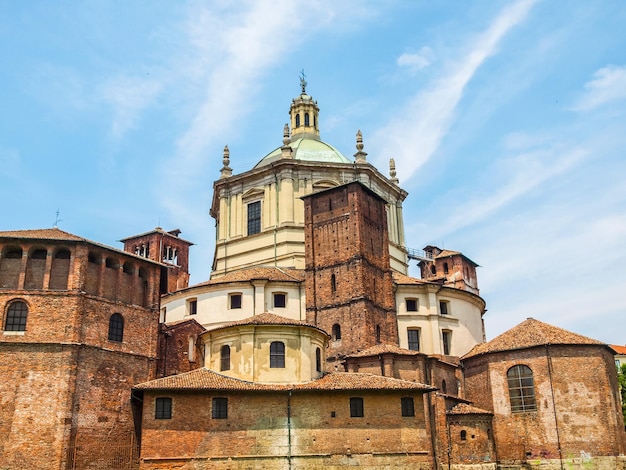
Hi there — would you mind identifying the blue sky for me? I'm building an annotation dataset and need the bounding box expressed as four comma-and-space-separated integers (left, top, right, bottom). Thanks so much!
1, 1, 625, 343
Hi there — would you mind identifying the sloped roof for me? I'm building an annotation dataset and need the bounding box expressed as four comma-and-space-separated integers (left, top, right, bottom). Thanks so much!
0, 227, 85, 241
0, 227, 163, 265
213, 312, 325, 334
134, 368, 436, 392
392, 272, 430, 286
610, 345, 626, 355
347, 343, 422, 358
119, 227, 193, 245
199, 267, 305, 286
463, 318, 605, 359
447, 403, 493, 415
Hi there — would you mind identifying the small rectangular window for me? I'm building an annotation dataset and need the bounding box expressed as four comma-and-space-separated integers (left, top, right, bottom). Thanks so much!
401, 397, 415, 417
407, 329, 420, 351
273, 293, 286, 308
229, 294, 242, 309
247, 201, 261, 235
406, 299, 418, 312
189, 299, 197, 315
442, 330, 451, 355
350, 397, 364, 417
440, 301, 449, 315
212, 397, 228, 419
155, 397, 172, 419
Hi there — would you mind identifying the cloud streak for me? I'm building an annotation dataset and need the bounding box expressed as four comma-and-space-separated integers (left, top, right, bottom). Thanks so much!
370, 0, 538, 179
571, 64, 626, 111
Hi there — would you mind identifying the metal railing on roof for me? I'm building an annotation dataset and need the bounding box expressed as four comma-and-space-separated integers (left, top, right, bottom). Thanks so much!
406, 247, 433, 262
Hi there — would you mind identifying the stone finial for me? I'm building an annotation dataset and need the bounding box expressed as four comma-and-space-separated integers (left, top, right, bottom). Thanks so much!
220, 145, 232, 179
354, 130, 368, 164
389, 158, 399, 185
281, 124, 293, 158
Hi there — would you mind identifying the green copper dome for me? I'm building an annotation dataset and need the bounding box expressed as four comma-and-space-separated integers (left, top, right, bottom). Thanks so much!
254, 137, 351, 168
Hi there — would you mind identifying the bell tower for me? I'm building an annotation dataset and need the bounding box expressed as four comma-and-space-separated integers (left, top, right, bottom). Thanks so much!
304, 181, 398, 363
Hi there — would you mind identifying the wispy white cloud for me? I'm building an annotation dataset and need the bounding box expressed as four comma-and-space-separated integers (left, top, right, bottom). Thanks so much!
571, 64, 626, 111
397, 46, 434, 72
369, 0, 538, 178
100, 76, 162, 140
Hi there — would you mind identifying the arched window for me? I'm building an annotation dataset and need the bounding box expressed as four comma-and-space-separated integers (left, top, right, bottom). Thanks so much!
5, 301, 28, 331
295, 114, 301, 127
31, 248, 47, 260
332, 323, 341, 341
460, 430, 467, 441
270, 341, 285, 368
316, 347, 322, 372
430, 265, 436, 275
220, 345, 231, 371
507, 365, 537, 413
108, 313, 124, 342
304, 113, 310, 126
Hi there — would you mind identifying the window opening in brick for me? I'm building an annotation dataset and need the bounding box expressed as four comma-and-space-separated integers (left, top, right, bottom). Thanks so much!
332, 323, 341, 341
406, 298, 418, 312
430, 264, 436, 275
55, 248, 70, 259
407, 329, 420, 351
273, 293, 286, 308
122, 262, 133, 274
220, 345, 230, 371
31, 248, 47, 259
5, 301, 28, 331
247, 201, 261, 235
108, 313, 124, 342
270, 341, 285, 368
5, 247, 22, 259
316, 347, 322, 372
440, 301, 449, 315
442, 379, 447, 394
376, 325, 381, 343
350, 397, 364, 417
507, 364, 537, 413
88, 252, 99, 264
401, 397, 415, 417
212, 397, 228, 419
155, 397, 172, 419
331, 274, 336, 294
442, 330, 451, 355
229, 293, 242, 309
460, 430, 467, 441
443, 262, 449, 274
105, 257, 118, 269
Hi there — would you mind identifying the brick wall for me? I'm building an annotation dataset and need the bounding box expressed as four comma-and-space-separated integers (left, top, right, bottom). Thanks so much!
139, 389, 433, 469
463, 345, 626, 464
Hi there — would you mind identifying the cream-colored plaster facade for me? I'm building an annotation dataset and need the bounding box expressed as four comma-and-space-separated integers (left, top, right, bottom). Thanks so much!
395, 284, 486, 357
162, 277, 306, 330
202, 318, 328, 383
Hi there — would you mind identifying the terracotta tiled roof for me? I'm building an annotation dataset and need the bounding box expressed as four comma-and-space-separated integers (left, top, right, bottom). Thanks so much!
211, 312, 326, 334
347, 343, 422, 358
392, 272, 430, 286
462, 318, 605, 359
0, 227, 163, 264
119, 227, 193, 245
0, 228, 85, 241
162, 318, 206, 330
195, 267, 305, 287
134, 369, 436, 393
610, 345, 626, 355
447, 403, 493, 415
